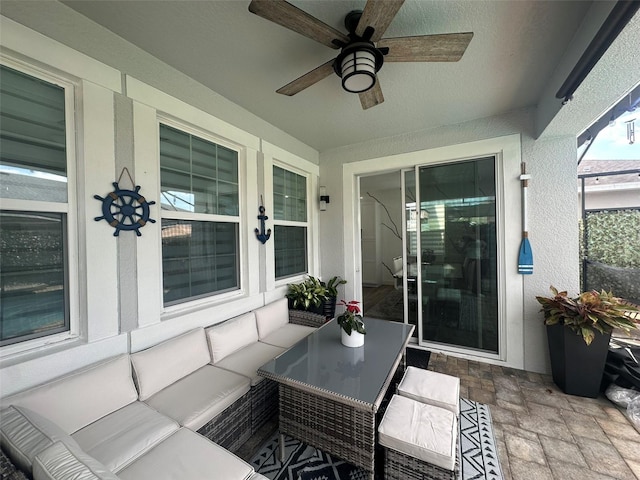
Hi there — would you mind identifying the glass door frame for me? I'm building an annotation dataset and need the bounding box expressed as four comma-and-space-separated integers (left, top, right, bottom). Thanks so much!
402, 159, 502, 358
345, 135, 524, 368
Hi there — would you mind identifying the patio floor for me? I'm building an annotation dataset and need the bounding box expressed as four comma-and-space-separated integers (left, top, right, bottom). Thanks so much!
427, 352, 640, 480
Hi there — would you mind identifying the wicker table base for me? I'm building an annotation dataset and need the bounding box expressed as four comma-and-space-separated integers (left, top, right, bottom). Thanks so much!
259, 318, 414, 480
279, 384, 377, 476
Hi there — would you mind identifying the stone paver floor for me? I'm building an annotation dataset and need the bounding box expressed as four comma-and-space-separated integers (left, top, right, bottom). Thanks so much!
428, 352, 640, 480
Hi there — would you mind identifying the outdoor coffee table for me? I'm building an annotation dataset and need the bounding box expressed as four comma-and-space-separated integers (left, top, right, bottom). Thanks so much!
258, 317, 414, 479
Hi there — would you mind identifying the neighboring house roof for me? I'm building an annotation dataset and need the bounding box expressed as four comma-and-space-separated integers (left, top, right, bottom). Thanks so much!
578, 160, 640, 187
0, 170, 67, 202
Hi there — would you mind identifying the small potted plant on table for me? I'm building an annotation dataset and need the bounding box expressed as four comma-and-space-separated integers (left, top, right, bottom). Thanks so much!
536, 286, 638, 398
337, 299, 366, 348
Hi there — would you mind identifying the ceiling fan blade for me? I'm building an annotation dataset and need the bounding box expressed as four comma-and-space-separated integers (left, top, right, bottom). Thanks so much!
379, 33, 474, 62
356, 0, 405, 42
276, 59, 335, 96
249, 0, 348, 49
359, 82, 384, 110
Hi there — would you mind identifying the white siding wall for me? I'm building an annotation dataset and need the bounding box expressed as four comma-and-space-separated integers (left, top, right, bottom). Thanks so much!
0, 14, 320, 395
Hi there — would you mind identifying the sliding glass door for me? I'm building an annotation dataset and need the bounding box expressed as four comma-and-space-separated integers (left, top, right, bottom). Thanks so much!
402, 157, 499, 354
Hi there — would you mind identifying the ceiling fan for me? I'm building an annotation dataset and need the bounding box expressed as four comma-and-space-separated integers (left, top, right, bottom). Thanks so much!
248, 0, 473, 110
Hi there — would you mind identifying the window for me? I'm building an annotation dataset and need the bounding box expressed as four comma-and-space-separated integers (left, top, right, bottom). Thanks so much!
273, 165, 308, 279
159, 123, 240, 305
0, 64, 72, 346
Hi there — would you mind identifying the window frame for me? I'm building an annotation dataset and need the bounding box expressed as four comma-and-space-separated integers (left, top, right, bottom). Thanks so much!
0, 56, 80, 355
272, 162, 312, 282
157, 115, 245, 309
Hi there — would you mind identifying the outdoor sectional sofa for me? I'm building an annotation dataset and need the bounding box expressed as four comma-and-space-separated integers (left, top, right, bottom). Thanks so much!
0, 297, 326, 480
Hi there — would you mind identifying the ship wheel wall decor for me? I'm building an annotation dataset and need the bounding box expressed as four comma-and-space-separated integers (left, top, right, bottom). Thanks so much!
94, 182, 156, 236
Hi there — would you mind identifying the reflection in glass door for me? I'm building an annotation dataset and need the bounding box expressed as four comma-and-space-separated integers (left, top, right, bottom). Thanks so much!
404, 158, 498, 354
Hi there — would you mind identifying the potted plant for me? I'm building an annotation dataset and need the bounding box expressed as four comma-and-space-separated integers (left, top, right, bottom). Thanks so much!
324, 276, 347, 318
336, 299, 366, 347
286, 275, 347, 319
536, 286, 638, 398
286, 276, 328, 315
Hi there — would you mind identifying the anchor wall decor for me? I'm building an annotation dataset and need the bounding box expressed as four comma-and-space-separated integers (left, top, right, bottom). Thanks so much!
255, 196, 271, 244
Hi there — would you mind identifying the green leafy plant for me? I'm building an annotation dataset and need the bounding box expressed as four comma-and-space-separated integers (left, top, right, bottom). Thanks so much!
336, 300, 366, 336
325, 276, 347, 298
536, 286, 638, 345
286, 276, 329, 310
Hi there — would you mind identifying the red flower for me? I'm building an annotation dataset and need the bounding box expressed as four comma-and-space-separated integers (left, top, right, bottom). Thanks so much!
338, 299, 361, 315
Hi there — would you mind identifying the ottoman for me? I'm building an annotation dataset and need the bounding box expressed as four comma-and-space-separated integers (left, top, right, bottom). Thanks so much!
378, 394, 457, 480
397, 366, 460, 415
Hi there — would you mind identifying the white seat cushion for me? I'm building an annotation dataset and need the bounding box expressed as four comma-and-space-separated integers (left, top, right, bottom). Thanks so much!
0, 405, 81, 474
259, 324, 315, 349
214, 342, 284, 386
254, 298, 289, 340
1, 355, 138, 434
206, 312, 259, 363
379, 395, 457, 471
131, 328, 211, 401
71, 401, 178, 473
117, 428, 254, 480
144, 365, 251, 431
33, 441, 120, 480
397, 366, 460, 415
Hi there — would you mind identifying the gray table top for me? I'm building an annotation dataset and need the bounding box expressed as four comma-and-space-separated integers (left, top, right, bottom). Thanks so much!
258, 317, 414, 408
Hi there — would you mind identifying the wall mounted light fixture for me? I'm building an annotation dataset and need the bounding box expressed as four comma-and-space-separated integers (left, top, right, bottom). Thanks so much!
319, 186, 330, 211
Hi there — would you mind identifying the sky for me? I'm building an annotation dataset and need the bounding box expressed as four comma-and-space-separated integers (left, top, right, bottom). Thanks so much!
582, 109, 640, 161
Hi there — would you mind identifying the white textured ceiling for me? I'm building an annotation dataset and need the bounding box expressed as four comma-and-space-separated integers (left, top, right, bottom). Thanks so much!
57, 0, 596, 152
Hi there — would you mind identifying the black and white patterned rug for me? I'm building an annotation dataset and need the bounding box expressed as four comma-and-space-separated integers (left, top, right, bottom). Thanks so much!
251, 397, 503, 480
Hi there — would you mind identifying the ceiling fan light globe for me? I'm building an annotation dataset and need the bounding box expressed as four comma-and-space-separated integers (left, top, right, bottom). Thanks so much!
341, 49, 376, 93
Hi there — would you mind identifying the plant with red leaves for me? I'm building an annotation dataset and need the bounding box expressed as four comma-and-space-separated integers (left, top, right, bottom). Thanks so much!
336, 299, 365, 336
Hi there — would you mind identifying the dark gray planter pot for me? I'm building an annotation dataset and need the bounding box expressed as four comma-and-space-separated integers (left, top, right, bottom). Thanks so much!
546, 323, 611, 398
288, 297, 335, 319
322, 296, 337, 319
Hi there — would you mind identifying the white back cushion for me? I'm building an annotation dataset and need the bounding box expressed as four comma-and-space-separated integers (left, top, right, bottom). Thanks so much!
1, 355, 137, 434
0, 405, 80, 474
254, 298, 289, 340
130, 328, 210, 401
206, 312, 259, 363
33, 441, 120, 480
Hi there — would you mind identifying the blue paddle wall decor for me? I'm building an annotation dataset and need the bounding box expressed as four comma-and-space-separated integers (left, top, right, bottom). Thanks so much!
518, 163, 533, 274
94, 172, 156, 236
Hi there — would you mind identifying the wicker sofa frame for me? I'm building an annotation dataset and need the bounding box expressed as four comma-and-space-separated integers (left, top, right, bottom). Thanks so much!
197, 389, 252, 452
1, 448, 28, 480
199, 308, 327, 453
